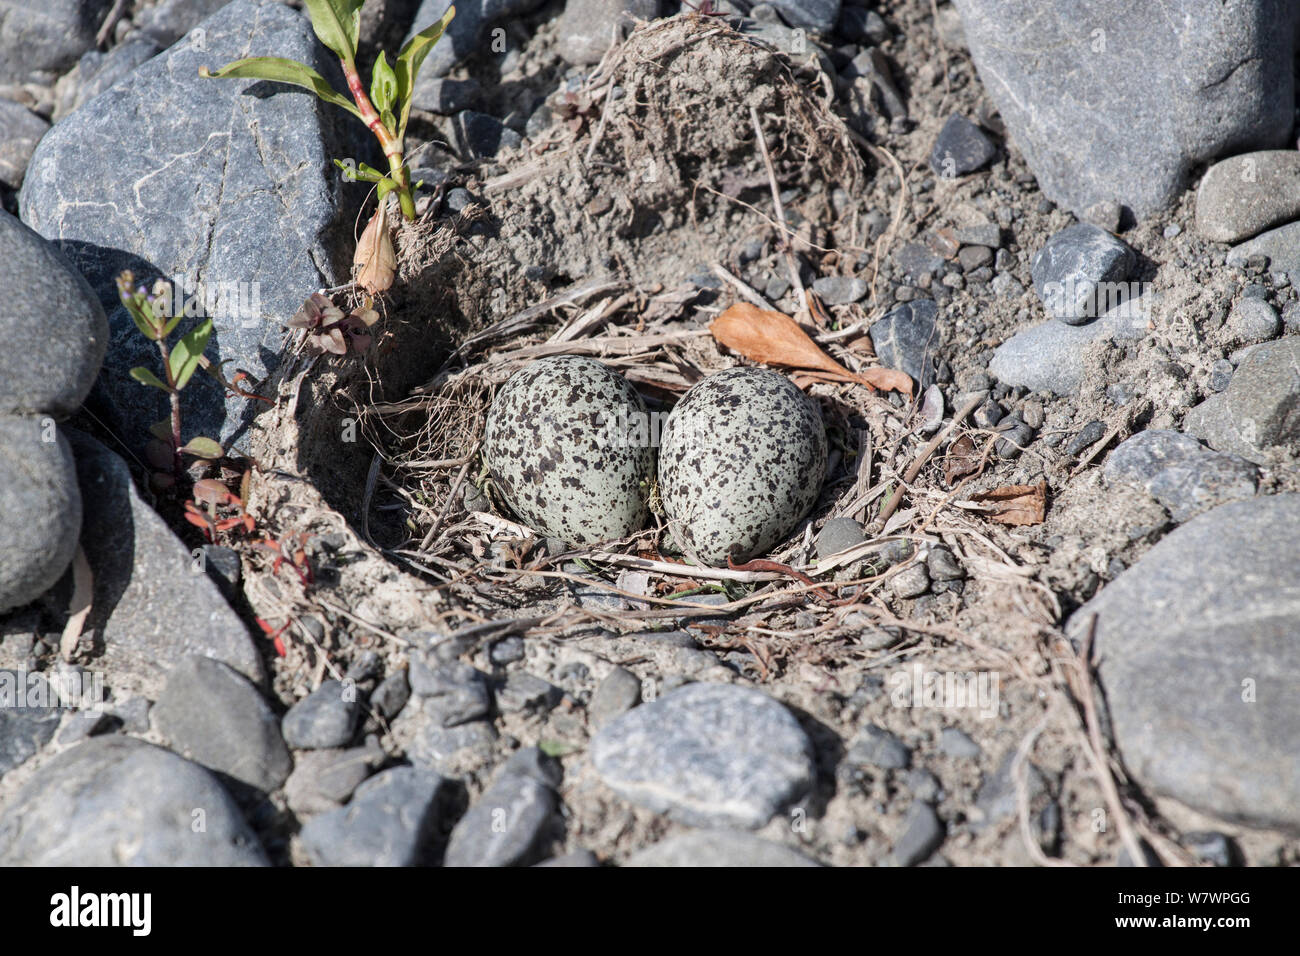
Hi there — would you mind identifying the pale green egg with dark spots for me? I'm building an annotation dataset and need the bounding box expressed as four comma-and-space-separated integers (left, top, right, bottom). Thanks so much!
658, 366, 826, 566
483, 356, 654, 544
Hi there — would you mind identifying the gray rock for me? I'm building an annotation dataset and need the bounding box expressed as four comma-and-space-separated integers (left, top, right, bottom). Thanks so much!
370, 670, 411, 720
951, 219, 1001, 249
152, 656, 292, 792
869, 298, 939, 390
938, 727, 981, 759
406, 718, 497, 776
0, 419, 81, 613
1196, 150, 1300, 243
588, 667, 642, 729
401, 0, 546, 81
1066, 420, 1107, 455
930, 114, 996, 178
408, 658, 490, 726
994, 415, 1035, 459
283, 742, 384, 815
957, 244, 993, 271
298, 766, 444, 866
927, 546, 964, 581
1183, 831, 1240, 867
1226, 221, 1300, 279
0, 0, 112, 82
1209, 359, 1236, 392
890, 563, 930, 598
1068, 495, 1300, 830
409, 76, 481, 114
1227, 297, 1280, 343
134, 0, 233, 46
451, 109, 522, 158
989, 300, 1149, 396
0, 210, 108, 418
55, 37, 163, 120
591, 683, 814, 829
1183, 337, 1300, 463
64, 429, 263, 691
815, 516, 865, 559
973, 751, 1045, 829
892, 801, 945, 866
444, 758, 557, 866
1103, 429, 1258, 522
282, 680, 361, 750
495, 671, 561, 714
20, 0, 363, 450
556, 0, 659, 66
952, 0, 1297, 218
0, 100, 48, 190
0, 670, 61, 775
0, 736, 267, 865
812, 274, 867, 304
625, 830, 821, 867
536, 849, 600, 867
845, 724, 911, 770
767, 0, 841, 34
1031, 224, 1136, 325
1081, 199, 1123, 233
893, 242, 944, 281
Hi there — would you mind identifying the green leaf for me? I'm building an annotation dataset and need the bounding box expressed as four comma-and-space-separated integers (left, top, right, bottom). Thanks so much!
301, 0, 363, 65
370, 50, 398, 114
395, 6, 456, 141
161, 312, 183, 339
200, 57, 362, 121
122, 299, 160, 341
170, 319, 214, 391
130, 367, 170, 391
149, 420, 174, 442
334, 158, 389, 184
180, 436, 225, 459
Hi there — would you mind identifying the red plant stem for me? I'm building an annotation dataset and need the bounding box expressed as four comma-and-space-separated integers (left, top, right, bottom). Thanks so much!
341, 61, 414, 219
155, 335, 184, 478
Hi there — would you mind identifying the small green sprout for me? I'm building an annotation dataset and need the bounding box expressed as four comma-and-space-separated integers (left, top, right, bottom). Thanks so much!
200, 1, 455, 224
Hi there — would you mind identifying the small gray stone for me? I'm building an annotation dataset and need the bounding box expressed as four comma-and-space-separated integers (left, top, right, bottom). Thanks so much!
1196, 151, 1300, 243
767, 0, 840, 33
957, 244, 993, 271
592, 683, 814, 829
496, 672, 561, 714
298, 766, 444, 866
588, 667, 642, 729
444, 761, 557, 867
408, 658, 490, 726
1226, 221, 1300, 280
284, 742, 384, 816
1227, 297, 1280, 343
994, 416, 1035, 458
938, 727, 981, 759
1183, 337, 1300, 463
1183, 831, 1240, 867
152, 656, 292, 792
555, 0, 659, 66
489, 635, 526, 665
0, 100, 48, 190
846, 724, 911, 770
869, 298, 939, 390
0, 419, 81, 614
1081, 199, 1123, 234
406, 718, 498, 777
452, 110, 522, 159
974, 751, 1046, 829
890, 563, 930, 598
625, 830, 821, 867
1103, 430, 1258, 522
930, 114, 996, 177
0, 736, 267, 865
952, 220, 1001, 249
1031, 223, 1137, 325
812, 275, 868, 304
1208, 359, 1235, 392
892, 801, 945, 866
282, 680, 361, 750
1068, 495, 1300, 830
1066, 420, 1107, 455
927, 546, 964, 581
0, 0, 112, 82
370, 671, 410, 720
893, 242, 944, 281
815, 516, 866, 559
907, 767, 944, 803
0, 670, 61, 775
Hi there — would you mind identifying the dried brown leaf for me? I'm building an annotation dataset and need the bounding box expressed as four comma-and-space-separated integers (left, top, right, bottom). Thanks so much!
710, 302, 911, 395
355, 202, 396, 295
944, 433, 983, 485
969, 481, 1047, 526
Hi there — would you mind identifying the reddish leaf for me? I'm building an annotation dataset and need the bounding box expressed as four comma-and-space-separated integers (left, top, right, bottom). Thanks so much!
968, 482, 1048, 526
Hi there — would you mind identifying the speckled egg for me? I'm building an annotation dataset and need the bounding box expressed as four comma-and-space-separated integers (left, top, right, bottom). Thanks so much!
483, 356, 654, 544
659, 366, 826, 565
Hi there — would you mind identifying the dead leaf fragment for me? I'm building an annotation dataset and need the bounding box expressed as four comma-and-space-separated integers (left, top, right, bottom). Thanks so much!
944, 433, 984, 485
355, 201, 396, 295
709, 302, 911, 396
968, 482, 1048, 526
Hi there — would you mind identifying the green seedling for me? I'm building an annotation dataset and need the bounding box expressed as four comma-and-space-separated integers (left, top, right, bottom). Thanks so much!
200, 1, 455, 286
116, 271, 226, 489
